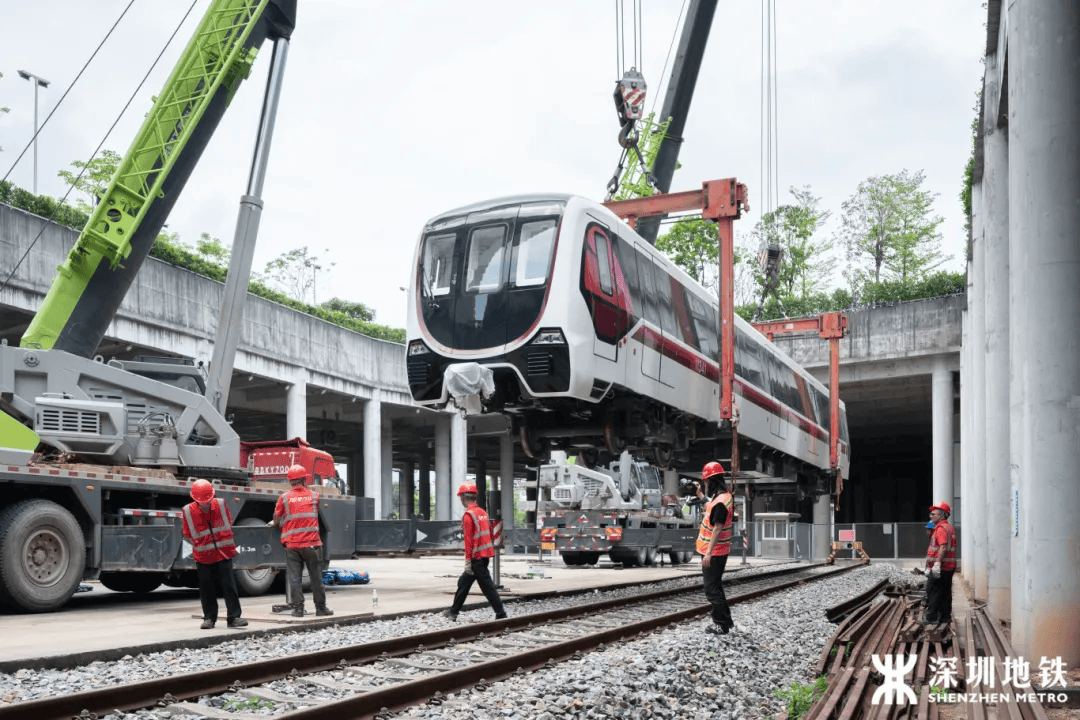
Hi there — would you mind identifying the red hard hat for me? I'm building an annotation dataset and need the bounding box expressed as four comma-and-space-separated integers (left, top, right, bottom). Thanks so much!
457, 482, 478, 497
929, 501, 951, 516
190, 479, 215, 503
701, 461, 724, 481
287, 464, 308, 482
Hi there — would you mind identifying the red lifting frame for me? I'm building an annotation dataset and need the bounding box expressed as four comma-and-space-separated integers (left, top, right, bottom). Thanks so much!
752, 312, 848, 503
604, 178, 749, 425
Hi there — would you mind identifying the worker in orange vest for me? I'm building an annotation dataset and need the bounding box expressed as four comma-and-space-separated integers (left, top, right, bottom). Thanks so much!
270, 464, 332, 617
441, 482, 508, 621
921, 501, 957, 624
695, 461, 734, 634
181, 479, 248, 629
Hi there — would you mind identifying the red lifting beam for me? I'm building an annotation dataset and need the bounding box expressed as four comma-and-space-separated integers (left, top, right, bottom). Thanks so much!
752, 312, 848, 504
604, 178, 749, 422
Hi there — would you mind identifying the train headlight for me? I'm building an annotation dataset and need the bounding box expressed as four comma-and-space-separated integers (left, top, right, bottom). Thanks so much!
531, 329, 565, 345
408, 340, 430, 356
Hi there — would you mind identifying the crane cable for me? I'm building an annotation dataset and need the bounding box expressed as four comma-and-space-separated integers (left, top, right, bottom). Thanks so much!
0, 1, 200, 301
754, 0, 783, 321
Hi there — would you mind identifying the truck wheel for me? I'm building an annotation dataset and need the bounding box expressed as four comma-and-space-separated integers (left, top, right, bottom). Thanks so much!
0, 499, 86, 613
99, 572, 164, 593
233, 518, 277, 597
668, 551, 683, 565
561, 552, 582, 566
643, 547, 657, 566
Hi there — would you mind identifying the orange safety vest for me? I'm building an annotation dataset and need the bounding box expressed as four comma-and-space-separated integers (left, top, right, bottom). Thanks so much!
182, 499, 237, 564
927, 519, 957, 571
696, 492, 734, 557
277, 485, 322, 548
464, 505, 495, 560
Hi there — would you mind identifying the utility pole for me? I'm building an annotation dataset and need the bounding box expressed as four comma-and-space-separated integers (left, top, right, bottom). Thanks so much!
17, 70, 50, 195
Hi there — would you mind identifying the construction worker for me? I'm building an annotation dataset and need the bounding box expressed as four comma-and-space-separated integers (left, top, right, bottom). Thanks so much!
695, 461, 735, 634
441, 482, 507, 621
181, 479, 248, 629
922, 501, 957, 624
269, 464, 332, 617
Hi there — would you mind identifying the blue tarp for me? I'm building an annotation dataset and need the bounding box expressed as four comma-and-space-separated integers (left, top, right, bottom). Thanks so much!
322, 569, 370, 585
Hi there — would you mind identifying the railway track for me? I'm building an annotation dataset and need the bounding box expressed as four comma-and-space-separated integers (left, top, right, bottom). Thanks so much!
0, 562, 866, 720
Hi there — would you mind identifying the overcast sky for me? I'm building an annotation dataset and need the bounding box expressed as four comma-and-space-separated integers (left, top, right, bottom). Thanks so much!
1, 1, 985, 330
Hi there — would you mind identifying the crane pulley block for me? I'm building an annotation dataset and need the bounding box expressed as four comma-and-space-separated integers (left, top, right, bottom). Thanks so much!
613, 67, 647, 123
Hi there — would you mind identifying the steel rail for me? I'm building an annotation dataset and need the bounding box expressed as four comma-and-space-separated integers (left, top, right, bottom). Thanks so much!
824, 578, 887, 623
0, 562, 863, 720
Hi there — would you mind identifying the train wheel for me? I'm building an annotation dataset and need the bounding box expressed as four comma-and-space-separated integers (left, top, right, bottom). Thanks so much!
0, 500, 86, 613
99, 572, 165, 594
577, 449, 600, 469
520, 426, 549, 460
603, 420, 626, 455
233, 518, 277, 597
652, 445, 674, 468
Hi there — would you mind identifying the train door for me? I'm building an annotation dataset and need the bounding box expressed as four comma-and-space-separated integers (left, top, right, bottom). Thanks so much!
584, 225, 620, 362
635, 244, 662, 382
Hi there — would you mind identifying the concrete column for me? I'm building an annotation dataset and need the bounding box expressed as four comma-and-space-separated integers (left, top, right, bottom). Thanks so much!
450, 410, 467, 521
970, 180, 988, 599
363, 398, 382, 512
1011, 0, 1080, 666
982, 53, 1012, 621
931, 357, 954, 511
285, 373, 307, 440
418, 451, 431, 520
959, 306, 968, 537
813, 494, 831, 560
500, 432, 514, 530
400, 460, 415, 520
381, 419, 393, 518
434, 414, 451, 521
476, 456, 488, 509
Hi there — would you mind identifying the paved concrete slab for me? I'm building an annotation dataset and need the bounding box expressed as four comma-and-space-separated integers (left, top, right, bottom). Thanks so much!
0, 553, 786, 669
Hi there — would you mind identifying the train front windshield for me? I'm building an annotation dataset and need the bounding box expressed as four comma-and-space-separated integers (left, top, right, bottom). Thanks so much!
417, 202, 564, 351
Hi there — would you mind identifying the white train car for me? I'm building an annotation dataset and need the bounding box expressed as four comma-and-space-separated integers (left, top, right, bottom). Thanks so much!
406, 194, 849, 489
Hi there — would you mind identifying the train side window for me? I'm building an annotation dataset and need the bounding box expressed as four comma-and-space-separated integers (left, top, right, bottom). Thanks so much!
737, 333, 767, 390
813, 386, 831, 430
652, 261, 678, 335
511, 219, 557, 287
688, 293, 714, 355
595, 232, 613, 296
466, 224, 507, 293
637, 248, 661, 326
421, 232, 456, 296
768, 355, 801, 412
672, 281, 699, 349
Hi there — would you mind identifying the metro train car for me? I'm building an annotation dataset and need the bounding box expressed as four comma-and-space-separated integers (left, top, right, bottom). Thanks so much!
405, 194, 849, 491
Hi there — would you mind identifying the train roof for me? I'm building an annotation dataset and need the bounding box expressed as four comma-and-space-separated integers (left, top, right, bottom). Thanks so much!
424, 194, 576, 226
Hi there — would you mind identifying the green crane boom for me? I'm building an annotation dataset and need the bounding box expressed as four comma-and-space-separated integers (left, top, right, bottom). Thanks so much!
20, 0, 296, 357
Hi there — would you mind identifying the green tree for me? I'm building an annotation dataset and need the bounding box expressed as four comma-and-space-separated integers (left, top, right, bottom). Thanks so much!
193, 232, 230, 264
960, 90, 981, 254
838, 169, 946, 295
262, 246, 335, 304
56, 150, 122, 212
749, 185, 834, 298
320, 297, 375, 322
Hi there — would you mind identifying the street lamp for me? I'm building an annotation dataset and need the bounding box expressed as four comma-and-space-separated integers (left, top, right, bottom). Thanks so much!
17, 70, 50, 195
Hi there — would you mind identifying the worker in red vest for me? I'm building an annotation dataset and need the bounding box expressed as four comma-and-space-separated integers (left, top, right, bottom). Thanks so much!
695, 461, 735, 634
270, 464, 332, 617
922, 501, 957, 624
181, 479, 248, 629
441, 482, 508, 621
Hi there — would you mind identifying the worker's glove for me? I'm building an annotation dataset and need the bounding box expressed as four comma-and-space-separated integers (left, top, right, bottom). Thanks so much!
463, 559, 474, 575
930, 567, 941, 580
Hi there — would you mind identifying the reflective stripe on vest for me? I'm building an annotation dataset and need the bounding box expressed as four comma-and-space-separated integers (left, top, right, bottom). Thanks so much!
696, 493, 734, 557
183, 499, 236, 559
281, 486, 321, 544
465, 506, 495, 558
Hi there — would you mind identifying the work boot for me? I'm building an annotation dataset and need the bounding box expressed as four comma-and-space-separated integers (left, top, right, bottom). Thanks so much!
292, 606, 306, 617
316, 606, 334, 617
200, 619, 215, 630
227, 618, 248, 628
494, 612, 507, 620
441, 608, 458, 621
